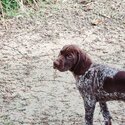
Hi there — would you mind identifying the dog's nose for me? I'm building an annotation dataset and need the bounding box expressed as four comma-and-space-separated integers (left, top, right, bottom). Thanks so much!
53, 60, 60, 69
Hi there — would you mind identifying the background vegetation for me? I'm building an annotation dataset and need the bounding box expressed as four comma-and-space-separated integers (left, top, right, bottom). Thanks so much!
0, 0, 53, 18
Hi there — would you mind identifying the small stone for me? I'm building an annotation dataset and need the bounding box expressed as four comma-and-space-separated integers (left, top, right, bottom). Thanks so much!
91, 19, 102, 26
78, 0, 94, 4
84, 4, 93, 12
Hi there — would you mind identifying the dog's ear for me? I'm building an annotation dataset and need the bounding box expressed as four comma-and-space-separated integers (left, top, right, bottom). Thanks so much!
79, 50, 92, 68
70, 48, 92, 75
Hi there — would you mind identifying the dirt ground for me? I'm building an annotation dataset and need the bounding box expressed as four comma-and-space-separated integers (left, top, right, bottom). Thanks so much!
0, 0, 125, 125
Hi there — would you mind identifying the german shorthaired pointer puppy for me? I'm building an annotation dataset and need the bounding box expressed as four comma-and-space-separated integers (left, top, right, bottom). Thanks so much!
53, 44, 125, 125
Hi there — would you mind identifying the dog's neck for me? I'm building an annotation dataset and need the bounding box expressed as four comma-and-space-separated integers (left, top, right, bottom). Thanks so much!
70, 52, 92, 76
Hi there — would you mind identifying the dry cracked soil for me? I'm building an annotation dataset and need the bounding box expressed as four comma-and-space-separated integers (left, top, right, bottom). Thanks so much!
0, 0, 125, 125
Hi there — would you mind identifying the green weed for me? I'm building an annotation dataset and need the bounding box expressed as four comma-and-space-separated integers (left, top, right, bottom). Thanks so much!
0, 0, 40, 18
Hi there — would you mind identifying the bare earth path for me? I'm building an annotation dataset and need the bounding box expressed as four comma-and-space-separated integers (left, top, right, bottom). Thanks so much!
0, 0, 125, 125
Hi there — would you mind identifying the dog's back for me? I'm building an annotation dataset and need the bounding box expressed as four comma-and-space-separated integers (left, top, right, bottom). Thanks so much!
76, 63, 125, 101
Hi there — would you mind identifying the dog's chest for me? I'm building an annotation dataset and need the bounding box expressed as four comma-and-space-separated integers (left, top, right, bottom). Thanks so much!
75, 68, 97, 95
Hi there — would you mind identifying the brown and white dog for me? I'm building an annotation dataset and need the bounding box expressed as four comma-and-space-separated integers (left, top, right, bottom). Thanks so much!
53, 44, 125, 125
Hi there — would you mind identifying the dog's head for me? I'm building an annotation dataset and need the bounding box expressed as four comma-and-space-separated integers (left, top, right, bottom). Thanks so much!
53, 44, 92, 75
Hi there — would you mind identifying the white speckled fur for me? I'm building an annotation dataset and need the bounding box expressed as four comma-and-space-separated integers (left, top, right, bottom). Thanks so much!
75, 63, 125, 125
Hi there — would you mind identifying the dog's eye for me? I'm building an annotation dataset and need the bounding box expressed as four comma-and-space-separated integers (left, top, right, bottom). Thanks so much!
66, 55, 72, 59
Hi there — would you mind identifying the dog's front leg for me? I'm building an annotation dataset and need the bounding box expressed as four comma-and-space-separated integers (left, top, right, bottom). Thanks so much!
84, 96, 96, 125
99, 102, 112, 125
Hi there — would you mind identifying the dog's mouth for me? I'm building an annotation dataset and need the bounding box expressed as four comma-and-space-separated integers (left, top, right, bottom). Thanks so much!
53, 61, 71, 72
53, 61, 64, 71
53, 65, 67, 72
57, 68, 67, 72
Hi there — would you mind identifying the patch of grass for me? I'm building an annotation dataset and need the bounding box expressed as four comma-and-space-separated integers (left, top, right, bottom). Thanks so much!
0, 0, 19, 17
0, 0, 61, 19
1, 115, 14, 125
1, 0, 19, 12
0, 0, 40, 18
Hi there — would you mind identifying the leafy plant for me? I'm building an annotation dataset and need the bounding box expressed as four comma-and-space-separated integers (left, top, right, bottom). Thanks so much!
1, 0, 19, 12
0, 0, 54, 18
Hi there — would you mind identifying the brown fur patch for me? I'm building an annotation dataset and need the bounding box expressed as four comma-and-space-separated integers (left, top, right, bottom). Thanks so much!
104, 71, 125, 93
